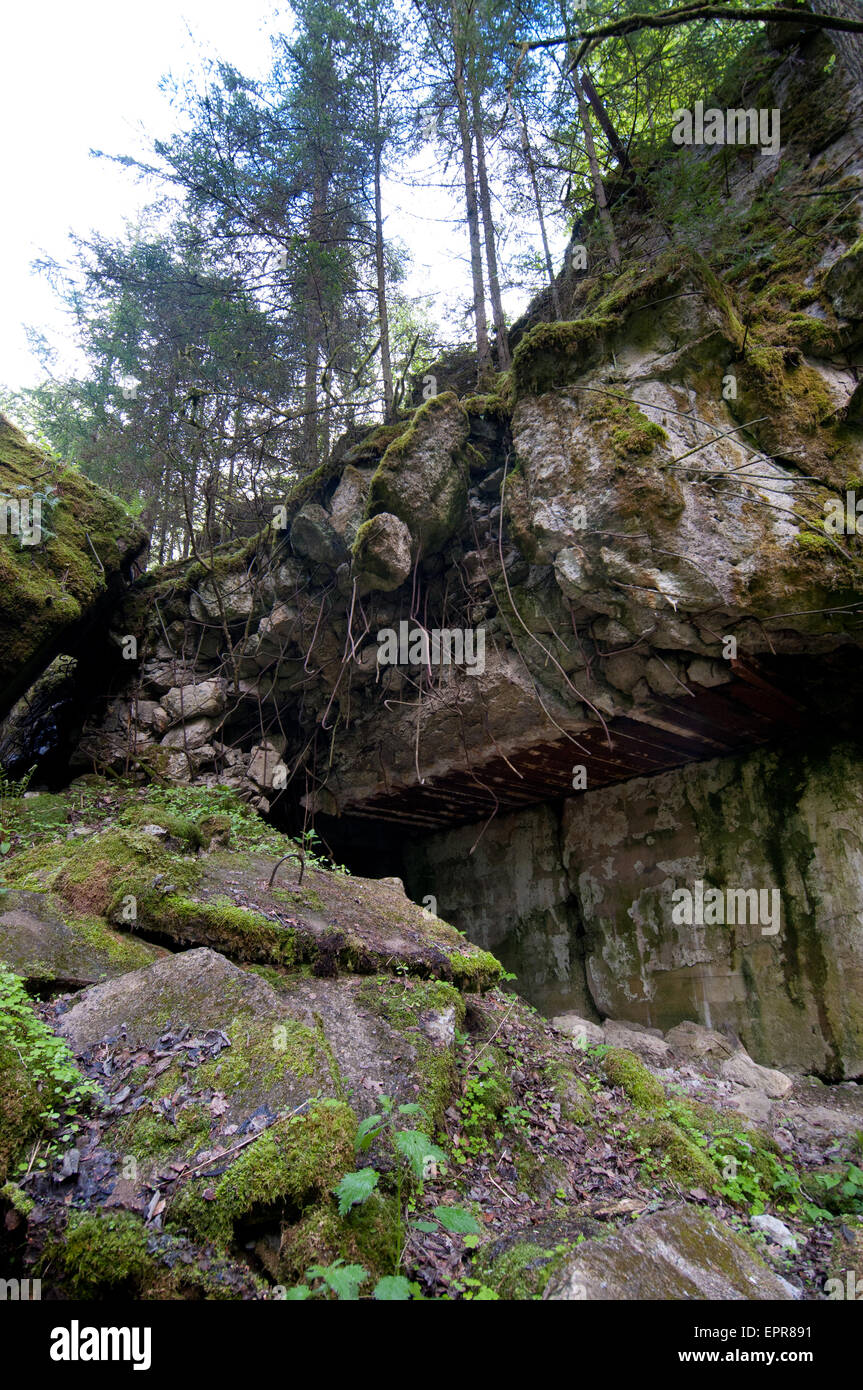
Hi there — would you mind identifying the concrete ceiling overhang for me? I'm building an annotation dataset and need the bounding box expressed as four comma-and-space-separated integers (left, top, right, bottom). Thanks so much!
336, 660, 805, 831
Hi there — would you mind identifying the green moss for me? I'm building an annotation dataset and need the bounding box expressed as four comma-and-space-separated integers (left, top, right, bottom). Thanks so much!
357, 976, 464, 1125
141, 892, 298, 966
460, 392, 512, 423
116, 1102, 211, 1165
0, 1039, 41, 1181
362, 392, 469, 553
277, 1190, 401, 1285
370, 392, 461, 472
244, 963, 291, 991
5, 826, 198, 918
169, 1099, 356, 1248
122, 802, 206, 849
545, 1058, 594, 1124
602, 1047, 666, 1111
52, 1210, 153, 1296
346, 422, 411, 463
690, 252, 746, 348
512, 317, 616, 396
477, 1239, 576, 1300
446, 948, 503, 992
5, 794, 69, 834
272, 885, 326, 914
0, 1181, 34, 1217
199, 1013, 319, 1095
584, 391, 667, 459
70, 911, 161, 975
634, 1116, 722, 1190
793, 530, 833, 552
0, 415, 145, 708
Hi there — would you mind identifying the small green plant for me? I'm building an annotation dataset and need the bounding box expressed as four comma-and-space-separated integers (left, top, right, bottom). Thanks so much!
0, 763, 37, 894
802, 1163, 863, 1217
453, 1053, 516, 1163
0, 962, 98, 1174
338, 1095, 447, 1265
327, 1093, 481, 1291
282, 1260, 419, 1300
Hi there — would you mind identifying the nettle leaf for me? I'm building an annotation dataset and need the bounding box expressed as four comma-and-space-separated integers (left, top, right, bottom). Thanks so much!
394, 1130, 446, 1180
434, 1204, 482, 1235
397, 1103, 423, 1115
355, 1114, 384, 1152
412, 1220, 437, 1233
307, 1261, 369, 1301
333, 1167, 379, 1216
284, 1285, 312, 1300
373, 1275, 413, 1300
323, 1264, 369, 1301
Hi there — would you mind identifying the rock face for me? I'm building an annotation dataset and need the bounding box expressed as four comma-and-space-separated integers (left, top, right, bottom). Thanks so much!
404, 803, 595, 1019
6, 33, 863, 1090
561, 743, 863, 1077
1, 780, 859, 1302
0, 414, 146, 722
0, 888, 165, 987
544, 1206, 798, 1301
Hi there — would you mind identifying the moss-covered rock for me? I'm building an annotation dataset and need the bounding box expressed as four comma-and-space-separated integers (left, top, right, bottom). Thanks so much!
350, 512, 412, 594
511, 318, 615, 396
0, 414, 146, 721
544, 1205, 797, 1300
602, 1046, 666, 1110
169, 1100, 356, 1248
0, 887, 166, 988
366, 393, 469, 553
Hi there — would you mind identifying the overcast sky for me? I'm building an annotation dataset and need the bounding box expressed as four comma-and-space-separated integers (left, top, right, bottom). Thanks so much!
0, 1, 553, 392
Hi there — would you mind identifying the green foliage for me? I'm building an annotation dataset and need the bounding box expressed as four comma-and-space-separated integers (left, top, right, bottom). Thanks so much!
284, 1259, 420, 1301
452, 1051, 520, 1163
433, 1204, 481, 1235
0, 963, 97, 1178
802, 1164, 863, 1218
334, 1166, 379, 1216
372, 1274, 414, 1300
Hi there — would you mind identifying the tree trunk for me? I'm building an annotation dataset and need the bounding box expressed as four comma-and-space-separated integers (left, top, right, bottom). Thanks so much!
580, 67, 633, 174
303, 165, 328, 471
471, 82, 511, 368
373, 77, 395, 417
519, 103, 562, 319
812, 0, 863, 92
452, 2, 492, 386
570, 64, 621, 269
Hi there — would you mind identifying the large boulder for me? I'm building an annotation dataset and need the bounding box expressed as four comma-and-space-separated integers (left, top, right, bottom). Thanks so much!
0, 414, 146, 721
351, 511, 413, 594
161, 679, 226, 721
544, 1206, 799, 1300
366, 393, 469, 553
0, 888, 165, 988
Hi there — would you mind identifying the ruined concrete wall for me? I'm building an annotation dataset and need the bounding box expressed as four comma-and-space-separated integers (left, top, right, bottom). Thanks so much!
407, 742, 863, 1078
403, 803, 596, 1020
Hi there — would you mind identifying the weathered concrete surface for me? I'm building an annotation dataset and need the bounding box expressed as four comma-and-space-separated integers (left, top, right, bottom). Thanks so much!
404, 803, 596, 1018
407, 740, 863, 1077
562, 742, 863, 1078
0, 888, 166, 988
